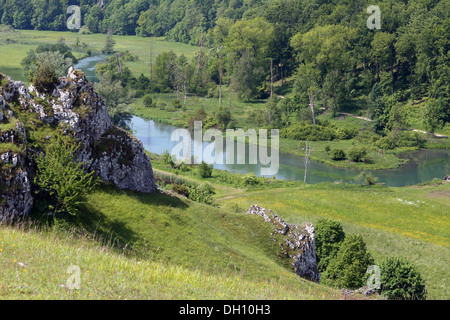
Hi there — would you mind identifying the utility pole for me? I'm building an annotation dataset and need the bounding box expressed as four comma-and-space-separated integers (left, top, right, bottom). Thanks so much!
218, 45, 224, 107
270, 59, 274, 97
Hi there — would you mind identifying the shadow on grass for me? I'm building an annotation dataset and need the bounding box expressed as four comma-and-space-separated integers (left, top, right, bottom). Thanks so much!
25, 183, 189, 258
98, 183, 189, 209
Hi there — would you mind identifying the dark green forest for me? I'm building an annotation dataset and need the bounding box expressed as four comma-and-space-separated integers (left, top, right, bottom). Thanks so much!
1, 0, 449, 133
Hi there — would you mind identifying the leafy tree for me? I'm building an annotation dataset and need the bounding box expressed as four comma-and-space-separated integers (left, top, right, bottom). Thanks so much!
95, 74, 134, 128
214, 107, 233, 130
330, 149, 346, 161
291, 24, 357, 117
153, 51, 178, 91
199, 161, 213, 178
321, 234, 375, 289
143, 94, 153, 108
368, 83, 389, 132
424, 98, 446, 133
315, 218, 346, 273
230, 51, 266, 101
379, 257, 427, 300
102, 30, 116, 54
22, 43, 76, 79
31, 60, 58, 93
34, 134, 97, 216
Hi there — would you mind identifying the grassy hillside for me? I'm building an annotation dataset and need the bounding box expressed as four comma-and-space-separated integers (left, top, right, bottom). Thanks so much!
0, 184, 344, 300
1, 159, 448, 299
215, 182, 450, 299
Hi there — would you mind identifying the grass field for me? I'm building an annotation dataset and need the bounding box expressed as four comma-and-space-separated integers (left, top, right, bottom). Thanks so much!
1, 171, 448, 299
215, 182, 450, 299
0, 29, 198, 83
149, 154, 450, 298
0, 185, 343, 300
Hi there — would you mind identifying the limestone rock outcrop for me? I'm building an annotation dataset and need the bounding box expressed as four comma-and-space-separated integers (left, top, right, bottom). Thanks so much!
0, 69, 157, 221
247, 205, 320, 283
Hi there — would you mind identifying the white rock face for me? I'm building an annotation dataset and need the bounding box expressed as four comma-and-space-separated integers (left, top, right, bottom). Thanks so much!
0, 69, 157, 221
247, 205, 320, 283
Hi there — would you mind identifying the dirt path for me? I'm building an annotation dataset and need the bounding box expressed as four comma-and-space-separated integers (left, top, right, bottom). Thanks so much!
339, 112, 449, 138
338, 112, 373, 122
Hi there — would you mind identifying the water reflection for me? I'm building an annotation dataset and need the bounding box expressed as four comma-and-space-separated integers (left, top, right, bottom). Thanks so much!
129, 116, 450, 187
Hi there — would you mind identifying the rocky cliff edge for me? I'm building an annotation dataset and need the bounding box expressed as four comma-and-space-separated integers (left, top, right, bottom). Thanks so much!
0, 68, 157, 221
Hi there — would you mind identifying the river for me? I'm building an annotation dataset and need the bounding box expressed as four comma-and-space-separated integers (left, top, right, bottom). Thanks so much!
75, 56, 450, 187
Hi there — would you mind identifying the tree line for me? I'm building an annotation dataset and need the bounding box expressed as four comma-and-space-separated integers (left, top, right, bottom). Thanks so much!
4, 0, 449, 132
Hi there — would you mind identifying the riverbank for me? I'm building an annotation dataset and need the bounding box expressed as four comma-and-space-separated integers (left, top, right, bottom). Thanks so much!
132, 101, 449, 172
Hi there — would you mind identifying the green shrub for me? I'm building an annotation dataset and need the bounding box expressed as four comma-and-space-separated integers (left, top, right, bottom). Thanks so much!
198, 183, 215, 195
379, 257, 427, 300
176, 162, 191, 172
199, 161, 213, 178
143, 94, 153, 108
171, 183, 190, 197
354, 172, 379, 185
32, 61, 58, 93
374, 135, 397, 150
324, 145, 331, 153
315, 218, 346, 273
156, 99, 167, 110
242, 173, 260, 186
331, 149, 346, 161
161, 151, 175, 167
335, 127, 358, 140
172, 99, 182, 109
34, 135, 97, 215
348, 148, 368, 162
321, 234, 374, 289
187, 184, 215, 205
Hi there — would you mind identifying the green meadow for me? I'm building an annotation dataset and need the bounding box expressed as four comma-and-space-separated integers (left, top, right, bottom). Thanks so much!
1, 170, 448, 299
0, 29, 198, 83
215, 182, 450, 299
0, 184, 343, 300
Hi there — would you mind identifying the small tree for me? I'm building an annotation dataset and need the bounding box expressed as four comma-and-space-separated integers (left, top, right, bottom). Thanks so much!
331, 149, 346, 161
102, 30, 116, 54
34, 135, 97, 216
32, 61, 58, 93
355, 172, 379, 186
348, 148, 368, 162
321, 234, 375, 289
379, 257, 427, 300
315, 218, 346, 273
199, 161, 213, 178
143, 94, 153, 108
